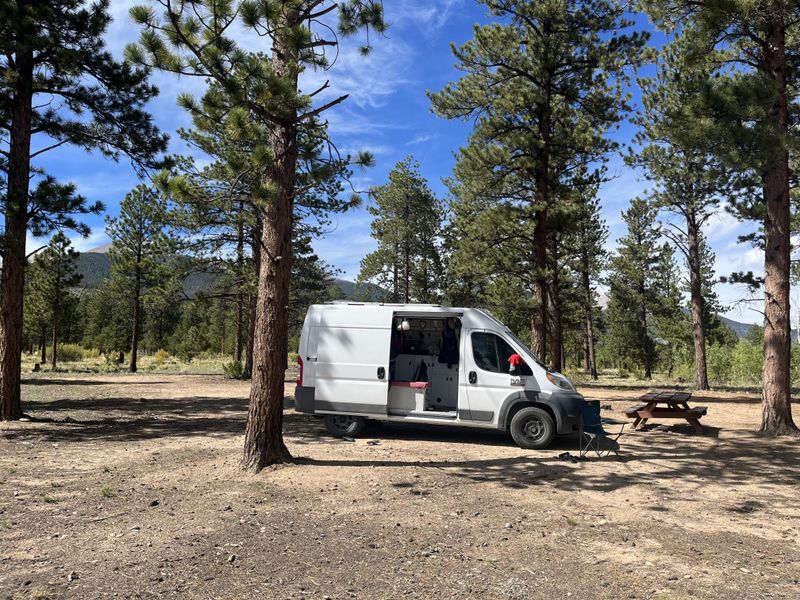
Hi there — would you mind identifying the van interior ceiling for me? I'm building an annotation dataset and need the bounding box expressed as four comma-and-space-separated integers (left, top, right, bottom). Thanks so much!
388, 316, 461, 416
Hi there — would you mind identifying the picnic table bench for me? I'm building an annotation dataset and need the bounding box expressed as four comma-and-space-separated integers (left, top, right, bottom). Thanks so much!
625, 391, 707, 433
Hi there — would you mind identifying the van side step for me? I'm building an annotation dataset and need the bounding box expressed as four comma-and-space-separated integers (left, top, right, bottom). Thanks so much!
406, 410, 457, 420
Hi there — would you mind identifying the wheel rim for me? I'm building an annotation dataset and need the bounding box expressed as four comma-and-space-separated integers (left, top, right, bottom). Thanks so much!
332, 415, 354, 432
522, 416, 545, 442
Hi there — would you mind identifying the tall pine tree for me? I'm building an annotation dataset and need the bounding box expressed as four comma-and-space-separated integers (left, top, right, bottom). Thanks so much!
429, 0, 647, 360
640, 0, 798, 434
128, 0, 386, 469
358, 157, 443, 303
106, 185, 175, 374
0, 0, 166, 419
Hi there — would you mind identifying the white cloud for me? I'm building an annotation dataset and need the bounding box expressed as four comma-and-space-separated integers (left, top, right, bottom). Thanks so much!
406, 133, 439, 146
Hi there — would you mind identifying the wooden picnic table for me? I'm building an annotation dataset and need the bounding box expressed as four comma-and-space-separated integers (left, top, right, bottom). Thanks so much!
625, 391, 707, 433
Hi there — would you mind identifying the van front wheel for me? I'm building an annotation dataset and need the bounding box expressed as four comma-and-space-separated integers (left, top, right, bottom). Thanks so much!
324, 414, 366, 437
510, 407, 555, 449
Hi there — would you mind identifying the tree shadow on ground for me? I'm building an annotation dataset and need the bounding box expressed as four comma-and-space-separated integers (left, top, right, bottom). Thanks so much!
22, 378, 173, 386
7, 392, 799, 496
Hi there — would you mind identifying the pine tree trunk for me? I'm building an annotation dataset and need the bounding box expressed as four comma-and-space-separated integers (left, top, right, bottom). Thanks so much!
40, 327, 47, 365
243, 223, 261, 380
50, 313, 58, 371
531, 213, 547, 360
235, 207, 245, 362
586, 312, 598, 380
549, 266, 563, 373
130, 269, 141, 374
760, 14, 797, 435
686, 217, 709, 390
581, 261, 598, 380
242, 18, 297, 470
0, 45, 33, 421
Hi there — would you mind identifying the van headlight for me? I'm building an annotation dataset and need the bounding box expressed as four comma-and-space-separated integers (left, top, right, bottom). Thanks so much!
546, 372, 575, 391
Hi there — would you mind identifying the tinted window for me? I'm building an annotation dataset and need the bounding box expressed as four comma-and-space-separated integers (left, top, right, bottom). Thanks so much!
471, 332, 532, 375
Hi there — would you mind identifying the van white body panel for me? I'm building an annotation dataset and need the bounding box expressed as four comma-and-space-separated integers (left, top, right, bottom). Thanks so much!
295, 303, 583, 438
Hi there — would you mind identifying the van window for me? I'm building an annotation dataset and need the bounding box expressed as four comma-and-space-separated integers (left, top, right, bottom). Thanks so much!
471, 332, 532, 375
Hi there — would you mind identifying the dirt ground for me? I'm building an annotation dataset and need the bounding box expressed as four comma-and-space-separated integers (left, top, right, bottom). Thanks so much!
1, 374, 799, 600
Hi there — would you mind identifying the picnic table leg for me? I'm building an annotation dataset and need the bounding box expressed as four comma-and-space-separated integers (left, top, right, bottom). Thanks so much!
633, 416, 642, 428
688, 418, 703, 433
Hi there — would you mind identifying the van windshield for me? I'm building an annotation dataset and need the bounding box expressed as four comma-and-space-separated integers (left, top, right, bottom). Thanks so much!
502, 328, 547, 369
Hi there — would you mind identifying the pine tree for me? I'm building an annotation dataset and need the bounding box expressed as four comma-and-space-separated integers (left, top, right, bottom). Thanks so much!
629, 37, 732, 390
0, 0, 166, 419
106, 185, 175, 374
358, 157, 443, 303
430, 0, 647, 359
605, 199, 663, 378
566, 191, 608, 379
25, 233, 82, 370
128, 0, 385, 469
640, 0, 798, 434
652, 243, 690, 378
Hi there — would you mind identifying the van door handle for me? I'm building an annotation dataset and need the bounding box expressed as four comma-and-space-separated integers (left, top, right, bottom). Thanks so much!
469, 371, 477, 384
377, 366, 385, 380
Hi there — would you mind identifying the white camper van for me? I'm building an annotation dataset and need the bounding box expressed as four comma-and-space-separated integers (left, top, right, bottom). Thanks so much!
295, 303, 585, 449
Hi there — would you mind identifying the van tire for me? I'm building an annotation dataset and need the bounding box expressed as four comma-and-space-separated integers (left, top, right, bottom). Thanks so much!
510, 407, 555, 449
324, 414, 366, 437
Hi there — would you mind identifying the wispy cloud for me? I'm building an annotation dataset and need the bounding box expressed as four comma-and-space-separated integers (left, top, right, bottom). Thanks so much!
405, 133, 439, 146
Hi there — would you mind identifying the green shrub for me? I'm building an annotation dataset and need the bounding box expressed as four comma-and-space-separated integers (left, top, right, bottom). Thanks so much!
707, 343, 733, 385
57, 344, 86, 362
154, 348, 170, 366
222, 360, 244, 379
730, 340, 762, 385
288, 351, 299, 366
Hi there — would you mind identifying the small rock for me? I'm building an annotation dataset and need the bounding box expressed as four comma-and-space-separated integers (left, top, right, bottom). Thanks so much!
68, 571, 78, 582
504, 522, 513, 529
228, 554, 236, 563
149, 499, 159, 507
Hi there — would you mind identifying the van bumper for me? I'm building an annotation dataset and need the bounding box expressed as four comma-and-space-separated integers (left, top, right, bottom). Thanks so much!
544, 391, 584, 434
295, 386, 316, 413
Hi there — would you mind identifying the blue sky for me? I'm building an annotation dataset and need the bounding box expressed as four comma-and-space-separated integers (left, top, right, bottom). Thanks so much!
29, 0, 768, 324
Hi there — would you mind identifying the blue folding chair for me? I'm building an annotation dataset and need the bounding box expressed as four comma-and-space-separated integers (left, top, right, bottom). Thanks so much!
579, 400, 625, 458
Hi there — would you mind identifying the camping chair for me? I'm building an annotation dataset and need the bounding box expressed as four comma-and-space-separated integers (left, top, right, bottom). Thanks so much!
579, 400, 625, 458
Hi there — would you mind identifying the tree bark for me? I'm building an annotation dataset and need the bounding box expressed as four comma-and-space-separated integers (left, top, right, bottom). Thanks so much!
130, 267, 141, 373
243, 222, 261, 380
531, 213, 547, 361
548, 260, 563, 373
242, 17, 297, 470
0, 43, 33, 420
40, 327, 47, 365
686, 216, 709, 390
760, 14, 798, 435
50, 305, 58, 371
581, 262, 598, 380
235, 203, 245, 362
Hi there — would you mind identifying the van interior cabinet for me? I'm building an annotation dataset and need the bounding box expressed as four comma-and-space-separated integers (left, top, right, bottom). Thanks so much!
387, 382, 430, 415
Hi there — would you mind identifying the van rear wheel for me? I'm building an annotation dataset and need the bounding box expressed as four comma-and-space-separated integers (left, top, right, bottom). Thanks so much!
510, 407, 555, 449
324, 414, 366, 437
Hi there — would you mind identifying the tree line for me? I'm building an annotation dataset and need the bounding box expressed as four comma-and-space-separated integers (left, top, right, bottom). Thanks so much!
2, 0, 798, 471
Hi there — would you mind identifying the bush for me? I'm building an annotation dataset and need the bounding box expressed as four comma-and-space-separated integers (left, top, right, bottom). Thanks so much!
222, 360, 244, 379
730, 340, 762, 385
288, 351, 299, 366
154, 348, 170, 367
57, 343, 98, 362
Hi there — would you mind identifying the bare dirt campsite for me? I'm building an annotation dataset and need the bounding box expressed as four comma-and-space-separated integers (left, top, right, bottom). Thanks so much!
1, 374, 799, 600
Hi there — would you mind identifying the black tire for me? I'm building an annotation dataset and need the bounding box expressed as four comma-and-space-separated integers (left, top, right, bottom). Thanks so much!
323, 414, 366, 437
510, 406, 555, 449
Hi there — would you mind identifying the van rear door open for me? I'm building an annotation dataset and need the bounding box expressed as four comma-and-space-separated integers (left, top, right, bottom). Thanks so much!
313, 308, 391, 416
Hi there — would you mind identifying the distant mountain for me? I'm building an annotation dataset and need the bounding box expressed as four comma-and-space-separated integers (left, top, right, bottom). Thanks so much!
73, 250, 386, 302
718, 314, 756, 339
